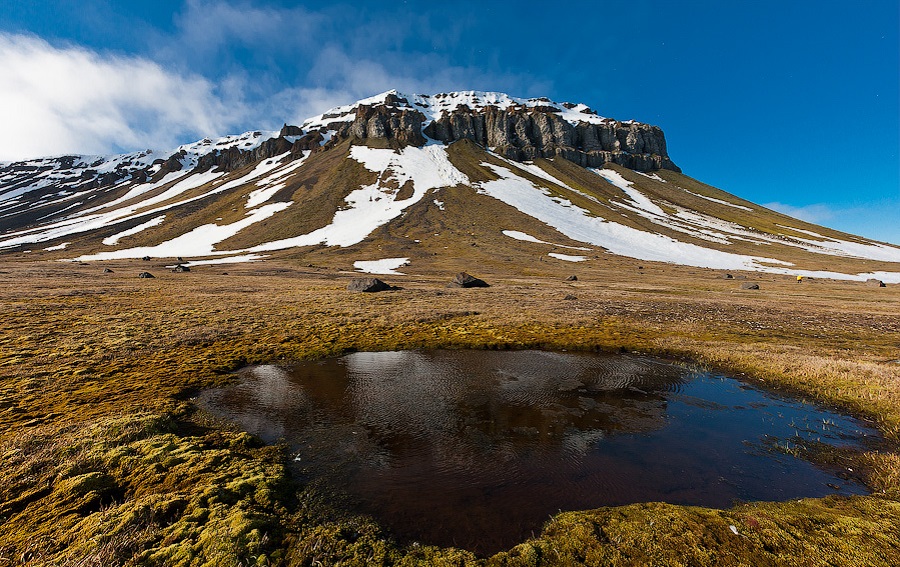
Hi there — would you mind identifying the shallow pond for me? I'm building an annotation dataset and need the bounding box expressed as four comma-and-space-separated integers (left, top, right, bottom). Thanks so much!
198, 350, 879, 555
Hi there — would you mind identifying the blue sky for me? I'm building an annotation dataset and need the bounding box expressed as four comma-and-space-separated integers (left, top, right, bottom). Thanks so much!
1, 0, 898, 243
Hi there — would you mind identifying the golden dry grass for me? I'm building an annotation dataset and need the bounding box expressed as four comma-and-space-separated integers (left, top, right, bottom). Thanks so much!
0, 257, 898, 565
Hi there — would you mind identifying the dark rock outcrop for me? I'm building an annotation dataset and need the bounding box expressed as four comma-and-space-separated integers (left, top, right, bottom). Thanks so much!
330, 95, 427, 148
347, 277, 393, 292
424, 105, 679, 172
740, 283, 760, 290
138, 272, 155, 279
173, 265, 191, 273
197, 137, 295, 172
565, 275, 578, 281
448, 272, 490, 288
314, 93, 678, 172
280, 124, 304, 137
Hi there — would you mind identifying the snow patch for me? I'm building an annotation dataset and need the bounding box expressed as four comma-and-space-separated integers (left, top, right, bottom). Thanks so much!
103, 215, 166, 245
682, 188, 753, 211
591, 168, 667, 216
246, 184, 285, 208
860, 272, 900, 284
634, 171, 666, 182
173, 254, 267, 266
354, 258, 409, 275
43, 242, 69, 251
548, 253, 586, 262
501, 229, 591, 250
245, 155, 308, 208
502, 230, 546, 244
777, 224, 825, 238
74, 202, 291, 261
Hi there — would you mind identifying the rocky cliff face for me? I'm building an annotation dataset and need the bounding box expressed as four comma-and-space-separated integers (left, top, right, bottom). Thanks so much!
311, 92, 679, 172
423, 104, 677, 171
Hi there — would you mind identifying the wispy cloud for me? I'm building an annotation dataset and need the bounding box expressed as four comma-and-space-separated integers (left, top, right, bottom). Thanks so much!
0, 2, 547, 161
763, 202, 836, 224
764, 200, 900, 245
0, 33, 246, 161
156, 1, 548, 125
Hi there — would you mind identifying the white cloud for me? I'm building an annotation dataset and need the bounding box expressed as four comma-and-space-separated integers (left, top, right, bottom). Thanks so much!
0, 3, 549, 162
765, 200, 900, 245
0, 33, 244, 161
156, 2, 550, 130
763, 201, 835, 224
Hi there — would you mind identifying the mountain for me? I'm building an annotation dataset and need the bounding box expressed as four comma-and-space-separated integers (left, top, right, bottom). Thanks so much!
1, 89, 899, 282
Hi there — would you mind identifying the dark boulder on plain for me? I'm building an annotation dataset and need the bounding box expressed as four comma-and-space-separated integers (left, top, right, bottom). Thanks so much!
347, 277, 393, 292
722, 273, 734, 279
565, 275, 578, 281
448, 272, 490, 288
138, 272, 155, 279
141, 256, 151, 261
102, 268, 113, 273
564, 294, 578, 300
866, 278, 886, 287
740, 283, 760, 290
173, 264, 191, 273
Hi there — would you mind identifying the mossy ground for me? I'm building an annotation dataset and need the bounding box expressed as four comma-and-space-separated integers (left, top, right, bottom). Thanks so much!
1, 258, 898, 565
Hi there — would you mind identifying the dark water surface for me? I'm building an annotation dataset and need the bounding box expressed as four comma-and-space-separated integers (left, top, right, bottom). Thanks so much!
197, 350, 878, 555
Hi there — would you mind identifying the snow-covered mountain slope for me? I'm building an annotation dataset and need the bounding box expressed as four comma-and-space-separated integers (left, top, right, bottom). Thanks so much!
1, 90, 899, 283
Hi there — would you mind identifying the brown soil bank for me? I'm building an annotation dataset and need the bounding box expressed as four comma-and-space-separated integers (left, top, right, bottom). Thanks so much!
1, 258, 898, 566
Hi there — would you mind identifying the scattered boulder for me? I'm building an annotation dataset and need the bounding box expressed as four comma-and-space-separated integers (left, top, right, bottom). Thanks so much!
173, 264, 191, 273
740, 283, 760, 290
722, 273, 734, 279
138, 272, 155, 279
565, 275, 578, 281
448, 272, 490, 288
141, 256, 151, 261
347, 277, 393, 292
866, 278, 886, 288
564, 294, 578, 301
102, 268, 114, 273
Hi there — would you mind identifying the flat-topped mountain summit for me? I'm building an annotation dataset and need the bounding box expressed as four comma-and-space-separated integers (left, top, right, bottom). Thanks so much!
300, 90, 678, 172
1, 90, 898, 282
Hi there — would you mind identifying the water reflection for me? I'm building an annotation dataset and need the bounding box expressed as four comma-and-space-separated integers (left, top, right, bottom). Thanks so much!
197, 350, 877, 555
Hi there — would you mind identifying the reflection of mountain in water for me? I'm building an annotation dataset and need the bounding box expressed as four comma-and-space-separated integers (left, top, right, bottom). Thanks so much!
196, 350, 873, 556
